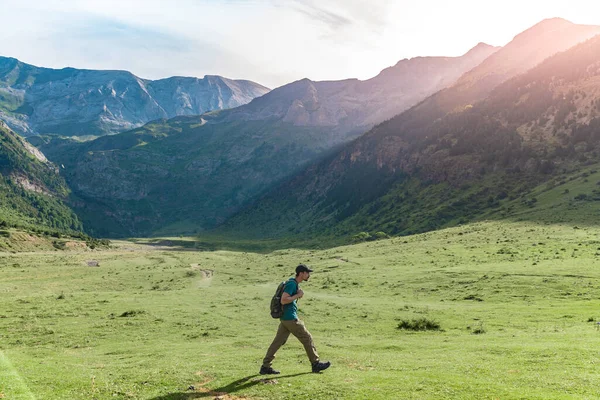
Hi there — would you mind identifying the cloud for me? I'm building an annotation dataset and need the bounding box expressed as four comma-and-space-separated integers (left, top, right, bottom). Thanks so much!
285, 0, 393, 35
0, 10, 248, 82
60, 18, 193, 54
11, 0, 595, 89
0, 0, 398, 87
288, 1, 353, 31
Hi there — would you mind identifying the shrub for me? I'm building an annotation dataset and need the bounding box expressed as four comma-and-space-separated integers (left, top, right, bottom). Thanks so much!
397, 318, 441, 331
521, 197, 537, 208
373, 231, 389, 240
119, 310, 146, 318
464, 294, 484, 302
497, 247, 516, 255
86, 238, 111, 249
352, 232, 371, 242
52, 241, 66, 250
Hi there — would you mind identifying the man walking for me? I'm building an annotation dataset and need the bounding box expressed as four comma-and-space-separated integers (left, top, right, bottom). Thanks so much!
260, 264, 331, 374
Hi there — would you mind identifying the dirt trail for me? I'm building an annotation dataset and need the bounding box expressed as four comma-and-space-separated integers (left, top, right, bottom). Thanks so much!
191, 264, 214, 288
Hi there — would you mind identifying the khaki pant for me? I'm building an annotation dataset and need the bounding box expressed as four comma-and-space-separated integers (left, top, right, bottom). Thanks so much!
262, 319, 320, 367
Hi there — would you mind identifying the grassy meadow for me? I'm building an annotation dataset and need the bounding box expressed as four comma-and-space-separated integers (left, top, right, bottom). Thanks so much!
2, 220, 600, 399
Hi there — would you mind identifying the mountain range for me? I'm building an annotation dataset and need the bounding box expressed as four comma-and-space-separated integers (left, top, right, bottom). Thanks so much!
0, 56, 270, 136
30, 41, 497, 237
215, 42, 498, 131
218, 19, 600, 244
3, 17, 600, 244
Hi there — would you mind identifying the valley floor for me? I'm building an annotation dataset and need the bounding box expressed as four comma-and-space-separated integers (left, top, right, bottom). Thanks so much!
1, 221, 600, 399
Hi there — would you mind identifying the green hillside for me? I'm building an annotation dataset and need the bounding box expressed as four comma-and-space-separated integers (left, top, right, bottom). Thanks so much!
484, 163, 600, 225
217, 34, 600, 246
34, 117, 340, 237
0, 122, 82, 235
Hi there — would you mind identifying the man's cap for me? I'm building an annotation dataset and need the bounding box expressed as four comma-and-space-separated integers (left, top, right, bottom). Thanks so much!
296, 264, 313, 274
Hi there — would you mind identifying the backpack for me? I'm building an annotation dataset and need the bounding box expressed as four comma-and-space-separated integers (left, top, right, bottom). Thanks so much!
270, 281, 287, 318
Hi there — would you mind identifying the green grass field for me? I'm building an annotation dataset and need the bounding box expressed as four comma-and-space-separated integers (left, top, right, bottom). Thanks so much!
2, 220, 600, 399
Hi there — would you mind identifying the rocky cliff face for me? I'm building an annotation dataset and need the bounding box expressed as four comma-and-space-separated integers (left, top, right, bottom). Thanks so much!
0, 57, 270, 136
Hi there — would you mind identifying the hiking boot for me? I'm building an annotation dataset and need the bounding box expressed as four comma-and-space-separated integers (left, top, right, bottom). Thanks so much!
260, 366, 280, 375
312, 361, 331, 373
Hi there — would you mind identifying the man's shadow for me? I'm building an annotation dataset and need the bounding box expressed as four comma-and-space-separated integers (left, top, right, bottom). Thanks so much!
150, 372, 312, 399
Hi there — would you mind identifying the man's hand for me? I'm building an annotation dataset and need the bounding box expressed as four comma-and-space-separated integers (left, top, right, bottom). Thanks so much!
282, 288, 304, 304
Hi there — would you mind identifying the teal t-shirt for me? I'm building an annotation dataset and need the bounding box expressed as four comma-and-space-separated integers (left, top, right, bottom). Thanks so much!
281, 277, 299, 320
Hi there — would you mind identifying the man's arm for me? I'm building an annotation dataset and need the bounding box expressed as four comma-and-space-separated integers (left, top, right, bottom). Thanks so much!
281, 289, 303, 304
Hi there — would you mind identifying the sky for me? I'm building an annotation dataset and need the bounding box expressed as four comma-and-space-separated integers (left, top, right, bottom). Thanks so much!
2, 0, 600, 89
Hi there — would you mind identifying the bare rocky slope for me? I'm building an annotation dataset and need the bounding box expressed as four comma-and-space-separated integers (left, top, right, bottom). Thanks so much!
0, 57, 270, 136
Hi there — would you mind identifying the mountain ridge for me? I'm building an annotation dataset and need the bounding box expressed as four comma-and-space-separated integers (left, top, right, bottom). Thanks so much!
34, 42, 498, 237
21, 18, 600, 242
215, 22, 600, 244
213, 41, 499, 130
0, 56, 270, 136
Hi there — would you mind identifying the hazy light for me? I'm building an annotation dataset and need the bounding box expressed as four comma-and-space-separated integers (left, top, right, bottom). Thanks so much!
1, 0, 600, 88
